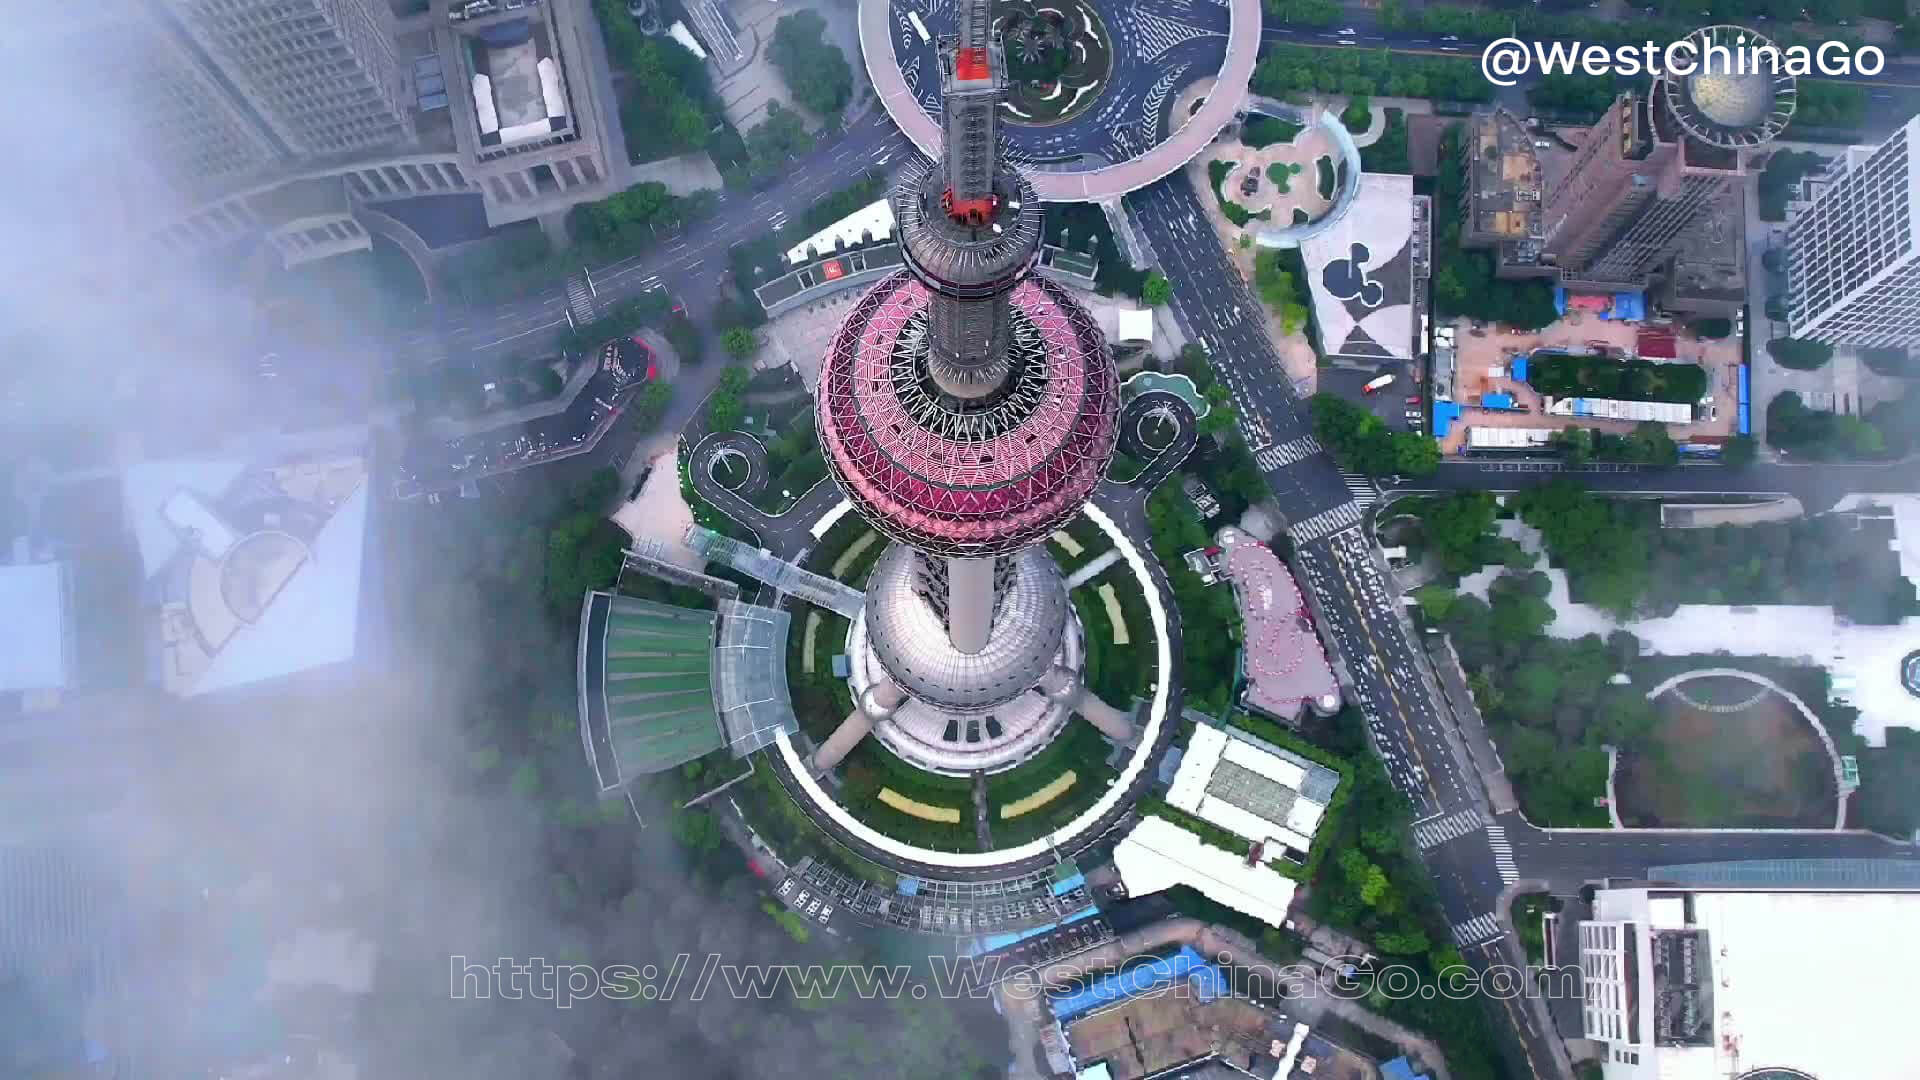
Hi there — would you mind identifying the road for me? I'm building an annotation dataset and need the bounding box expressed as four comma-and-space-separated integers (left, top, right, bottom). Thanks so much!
1390, 456, 1919, 512
1127, 170, 1564, 1074
388, 111, 915, 370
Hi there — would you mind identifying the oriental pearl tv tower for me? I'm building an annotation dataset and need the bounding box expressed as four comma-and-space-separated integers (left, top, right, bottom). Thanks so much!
811, 0, 1131, 778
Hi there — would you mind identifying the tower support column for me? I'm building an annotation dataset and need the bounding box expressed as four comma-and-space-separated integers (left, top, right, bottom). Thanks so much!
946, 556, 996, 654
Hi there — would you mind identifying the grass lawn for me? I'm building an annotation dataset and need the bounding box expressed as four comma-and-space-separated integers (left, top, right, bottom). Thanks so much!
1615, 679, 1836, 828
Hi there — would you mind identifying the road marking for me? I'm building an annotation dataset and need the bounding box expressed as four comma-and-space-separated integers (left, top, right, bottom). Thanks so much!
1414, 806, 1487, 850
1487, 825, 1519, 885
1451, 912, 1503, 945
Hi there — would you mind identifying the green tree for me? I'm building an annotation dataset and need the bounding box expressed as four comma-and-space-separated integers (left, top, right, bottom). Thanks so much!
1413, 584, 1456, 621
707, 365, 750, 432
1198, 382, 1238, 439
1721, 433, 1758, 467
767, 10, 854, 119
1416, 491, 1498, 574
1769, 337, 1833, 371
721, 327, 759, 360
1390, 432, 1441, 476
1142, 271, 1173, 306
745, 102, 815, 176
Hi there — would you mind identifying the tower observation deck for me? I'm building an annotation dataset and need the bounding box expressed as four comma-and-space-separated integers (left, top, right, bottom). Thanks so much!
812, 0, 1127, 777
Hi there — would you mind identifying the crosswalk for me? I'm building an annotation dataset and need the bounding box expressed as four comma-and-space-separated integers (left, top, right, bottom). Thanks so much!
1254, 434, 1323, 471
564, 274, 598, 327
1341, 471, 1378, 507
768, 209, 789, 232
1288, 500, 1365, 544
1451, 912, 1504, 946
1412, 806, 1487, 850
1487, 824, 1518, 885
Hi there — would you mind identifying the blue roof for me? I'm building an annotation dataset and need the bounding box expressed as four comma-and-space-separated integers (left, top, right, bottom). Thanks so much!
1051, 871, 1086, 897
1482, 393, 1515, 410
1049, 946, 1223, 1021
1511, 355, 1529, 383
1433, 401, 1462, 438
1383, 1056, 1430, 1080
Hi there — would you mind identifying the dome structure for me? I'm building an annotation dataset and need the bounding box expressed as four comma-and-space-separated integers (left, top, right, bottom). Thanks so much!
1657, 25, 1796, 149
816, 270, 1118, 558
860, 543, 1070, 713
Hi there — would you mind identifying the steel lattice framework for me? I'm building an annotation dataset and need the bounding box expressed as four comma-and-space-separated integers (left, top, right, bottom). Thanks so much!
817, 269, 1119, 557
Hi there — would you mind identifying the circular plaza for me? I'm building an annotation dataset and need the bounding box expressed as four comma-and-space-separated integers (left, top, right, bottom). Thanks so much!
861, 0, 1262, 201
1615, 669, 1843, 830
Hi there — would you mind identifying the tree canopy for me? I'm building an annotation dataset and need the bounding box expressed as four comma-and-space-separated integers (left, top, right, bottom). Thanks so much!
1766, 337, 1833, 371
1142, 271, 1172, 307
768, 11, 854, 120
1310, 394, 1440, 477
592, 0, 714, 162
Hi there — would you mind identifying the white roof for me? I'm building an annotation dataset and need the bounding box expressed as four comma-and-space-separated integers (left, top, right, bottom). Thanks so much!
1166, 724, 1324, 852
1692, 890, 1920, 1079
1299, 173, 1416, 361
785, 198, 895, 265
1646, 896, 1685, 929
667, 20, 708, 62
1543, 396, 1693, 423
472, 74, 498, 135
1112, 815, 1297, 928
123, 461, 247, 575
537, 56, 565, 120
1467, 426, 1559, 448
190, 479, 368, 696
1116, 308, 1154, 343
0, 563, 71, 691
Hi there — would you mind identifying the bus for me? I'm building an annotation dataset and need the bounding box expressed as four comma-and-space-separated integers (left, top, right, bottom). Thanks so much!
1362, 373, 1395, 394
908, 10, 931, 43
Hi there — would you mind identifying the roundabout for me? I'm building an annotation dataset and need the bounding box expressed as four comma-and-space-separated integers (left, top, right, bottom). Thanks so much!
693, 431, 769, 500
997, 0, 1112, 126
862, 0, 1262, 201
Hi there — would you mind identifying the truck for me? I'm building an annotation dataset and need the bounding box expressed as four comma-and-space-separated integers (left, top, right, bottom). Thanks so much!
1362, 373, 1395, 394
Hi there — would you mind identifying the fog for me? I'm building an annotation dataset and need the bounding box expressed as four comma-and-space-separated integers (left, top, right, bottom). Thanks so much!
2, 11, 1002, 1079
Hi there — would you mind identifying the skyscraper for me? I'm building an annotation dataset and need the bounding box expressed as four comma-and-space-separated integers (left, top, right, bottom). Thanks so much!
810, 0, 1130, 776
40, 2, 285, 203
165, 0, 413, 158
1463, 26, 1789, 313
1786, 116, 1920, 347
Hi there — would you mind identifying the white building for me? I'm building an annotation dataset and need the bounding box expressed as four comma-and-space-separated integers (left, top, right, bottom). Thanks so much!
1786, 115, 1920, 347
1113, 723, 1341, 928
1165, 724, 1340, 860
1580, 869, 1920, 1080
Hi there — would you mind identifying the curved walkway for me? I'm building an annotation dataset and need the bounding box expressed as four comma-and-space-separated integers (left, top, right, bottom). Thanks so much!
1640, 667, 1849, 830
692, 430, 770, 501
858, 0, 1263, 202
1116, 390, 1198, 496
1250, 110, 1364, 249
767, 496, 1182, 877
